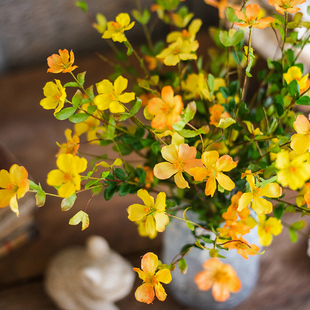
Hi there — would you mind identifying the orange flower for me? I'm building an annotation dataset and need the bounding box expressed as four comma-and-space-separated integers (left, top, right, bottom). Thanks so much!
133, 252, 172, 304
204, 0, 238, 19
234, 4, 274, 29
189, 150, 237, 197
57, 129, 80, 157
267, 0, 306, 14
209, 104, 230, 126
147, 86, 183, 129
194, 258, 241, 302
0, 164, 29, 216
222, 191, 250, 221
223, 238, 260, 260
154, 143, 203, 189
296, 182, 310, 208
47, 49, 78, 73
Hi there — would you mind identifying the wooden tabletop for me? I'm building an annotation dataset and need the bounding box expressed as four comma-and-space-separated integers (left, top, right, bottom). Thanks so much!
1, 51, 310, 310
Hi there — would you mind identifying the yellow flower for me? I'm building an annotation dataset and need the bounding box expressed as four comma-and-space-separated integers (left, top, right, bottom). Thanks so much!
93, 75, 135, 113
57, 129, 80, 157
133, 252, 172, 304
189, 151, 237, 197
290, 114, 310, 154
0, 164, 29, 216
102, 13, 135, 42
237, 171, 282, 215
267, 0, 306, 15
166, 19, 202, 43
47, 49, 78, 73
209, 104, 231, 126
40, 79, 66, 114
234, 4, 274, 29
275, 150, 310, 190
127, 189, 169, 237
154, 143, 203, 189
283, 66, 309, 92
257, 215, 283, 246
296, 182, 310, 208
47, 154, 87, 198
156, 37, 199, 66
147, 86, 183, 129
194, 258, 241, 302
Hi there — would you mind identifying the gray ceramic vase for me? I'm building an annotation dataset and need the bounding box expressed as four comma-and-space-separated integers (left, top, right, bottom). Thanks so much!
163, 211, 260, 310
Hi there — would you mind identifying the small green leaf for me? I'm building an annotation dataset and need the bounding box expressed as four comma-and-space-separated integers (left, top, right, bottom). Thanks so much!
104, 184, 118, 201
69, 210, 89, 230
61, 193, 77, 211
289, 228, 298, 243
69, 113, 89, 123
273, 204, 284, 219
226, 6, 242, 23
76, 1, 88, 12
64, 82, 80, 88
178, 258, 187, 275
290, 220, 305, 230
55, 107, 77, 120
296, 96, 310, 105
77, 71, 86, 85
35, 190, 46, 207
183, 208, 195, 231
72, 90, 83, 108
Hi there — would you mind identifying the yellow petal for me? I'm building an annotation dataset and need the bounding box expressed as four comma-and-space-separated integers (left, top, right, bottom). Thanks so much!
154, 212, 169, 232
58, 182, 76, 198
127, 204, 147, 221
189, 167, 209, 181
260, 183, 282, 198
114, 75, 128, 95
238, 193, 254, 211
174, 171, 189, 189
145, 215, 156, 237
205, 176, 217, 196
216, 172, 235, 191
9, 195, 19, 216
154, 282, 167, 301
153, 162, 178, 180
161, 144, 179, 163
201, 151, 219, 168
156, 269, 172, 284
252, 197, 273, 215
290, 134, 310, 154
109, 100, 125, 113
137, 189, 154, 207
96, 79, 113, 94
215, 155, 237, 172
154, 192, 166, 211
293, 115, 310, 134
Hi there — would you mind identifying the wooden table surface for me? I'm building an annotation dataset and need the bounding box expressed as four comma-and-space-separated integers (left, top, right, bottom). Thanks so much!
1, 51, 310, 310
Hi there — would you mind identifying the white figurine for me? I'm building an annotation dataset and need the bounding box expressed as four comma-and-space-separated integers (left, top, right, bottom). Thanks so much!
45, 235, 135, 310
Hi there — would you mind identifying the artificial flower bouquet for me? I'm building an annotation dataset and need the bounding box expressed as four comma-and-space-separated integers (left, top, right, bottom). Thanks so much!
1, 0, 310, 305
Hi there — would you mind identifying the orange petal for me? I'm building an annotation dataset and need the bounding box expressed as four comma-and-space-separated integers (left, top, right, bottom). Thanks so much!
194, 270, 214, 291
212, 282, 231, 302
293, 115, 310, 134
205, 176, 217, 197
141, 252, 158, 275
135, 283, 155, 304
245, 4, 260, 20
215, 155, 237, 172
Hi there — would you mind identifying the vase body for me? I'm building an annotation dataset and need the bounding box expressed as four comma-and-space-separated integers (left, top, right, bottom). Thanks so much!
163, 212, 260, 310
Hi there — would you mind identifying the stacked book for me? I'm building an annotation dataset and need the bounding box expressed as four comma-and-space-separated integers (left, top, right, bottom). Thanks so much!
0, 142, 38, 258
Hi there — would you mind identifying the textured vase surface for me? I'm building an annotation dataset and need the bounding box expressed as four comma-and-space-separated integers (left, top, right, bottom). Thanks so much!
163, 212, 260, 310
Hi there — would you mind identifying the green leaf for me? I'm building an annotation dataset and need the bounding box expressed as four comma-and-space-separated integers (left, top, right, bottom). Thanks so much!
29, 180, 41, 191
69, 210, 89, 230
307, 6, 310, 17
61, 193, 77, 211
55, 107, 77, 120
76, 1, 88, 12
69, 113, 90, 123
64, 82, 80, 88
216, 117, 236, 129
132, 9, 151, 25
114, 168, 127, 180
178, 258, 187, 275
286, 49, 295, 66
296, 96, 310, 105
219, 29, 244, 47
119, 98, 141, 121
87, 105, 97, 115
290, 220, 305, 230
289, 228, 298, 243
77, 71, 86, 85
200, 236, 214, 244
104, 184, 118, 201
226, 6, 242, 23
119, 182, 131, 196
72, 90, 83, 109
274, 94, 284, 116
178, 127, 207, 138
173, 101, 197, 131
151, 141, 161, 154
287, 79, 300, 97
273, 204, 284, 219
183, 208, 195, 231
